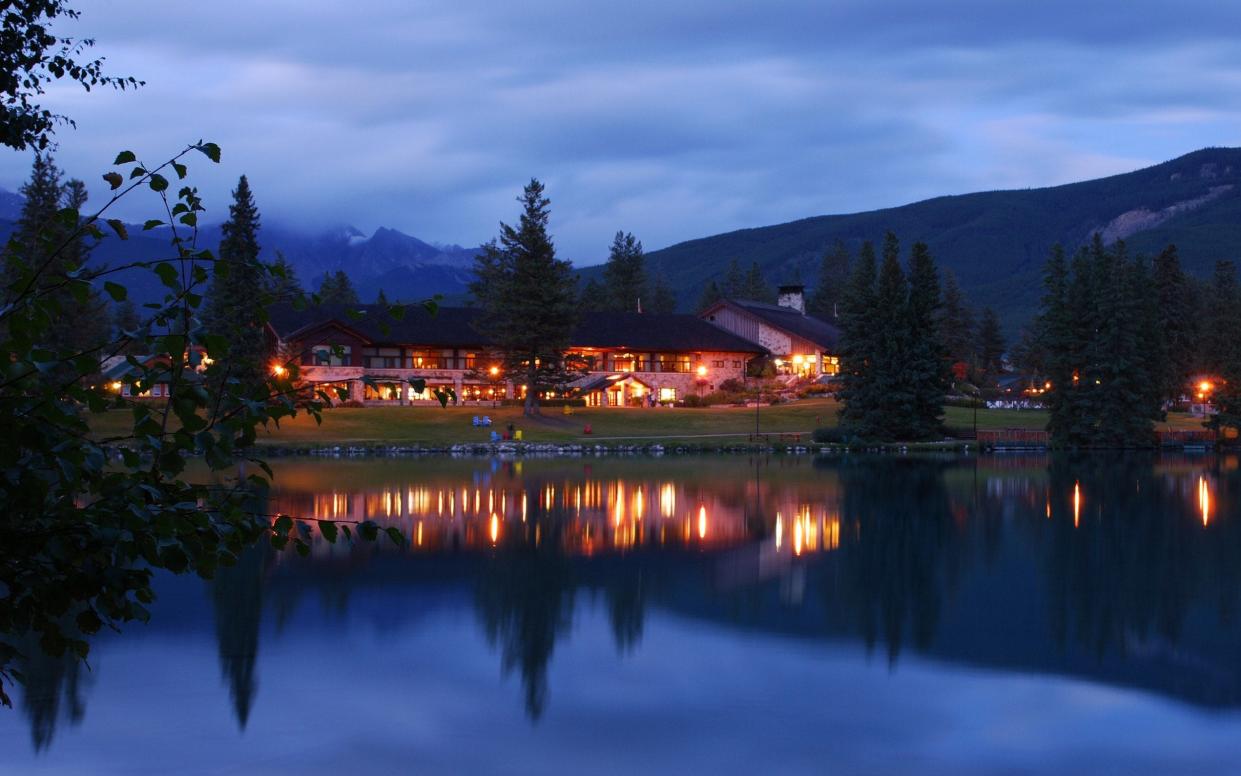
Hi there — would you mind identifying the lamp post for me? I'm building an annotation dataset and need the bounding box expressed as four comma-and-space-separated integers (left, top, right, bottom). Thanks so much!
489, 364, 502, 408
695, 363, 708, 399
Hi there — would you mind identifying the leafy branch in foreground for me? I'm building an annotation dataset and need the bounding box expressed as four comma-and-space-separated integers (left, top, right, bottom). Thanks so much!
0, 143, 397, 707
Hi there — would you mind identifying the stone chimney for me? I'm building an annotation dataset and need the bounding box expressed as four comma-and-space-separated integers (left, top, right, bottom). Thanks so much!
777, 284, 805, 314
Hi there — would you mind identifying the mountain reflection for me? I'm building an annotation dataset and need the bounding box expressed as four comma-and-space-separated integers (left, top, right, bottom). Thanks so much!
13, 453, 1241, 747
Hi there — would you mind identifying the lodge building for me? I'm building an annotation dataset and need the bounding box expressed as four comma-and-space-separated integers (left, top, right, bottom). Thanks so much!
267, 284, 841, 406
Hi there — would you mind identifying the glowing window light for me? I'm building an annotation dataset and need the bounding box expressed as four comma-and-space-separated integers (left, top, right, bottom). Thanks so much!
1073, 481, 1081, 528
697, 505, 707, 540
490, 513, 499, 544
634, 488, 645, 520
775, 513, 783, 550
793, 517, 804, 556
416, 521, 423, 546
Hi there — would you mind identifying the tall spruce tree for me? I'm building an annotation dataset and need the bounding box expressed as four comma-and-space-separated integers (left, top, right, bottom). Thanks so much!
202, 175, 267, 388
744, 262, 774, 302
1152, 245, 1196, 404
807, 241, 850, 320
976, 308, 1005, 375
469, 179, 579, 416
837, 241, 879, 438
1203, 261, 1241, 434
649, 273, 677, 313
904, 241, 948, 439
265, 251, 303, 303
871, 233, 912, 441
1037, 245, 1075, 446
602, 231, 646, 312
721, 259, 745, 298
938, 270, 975, 369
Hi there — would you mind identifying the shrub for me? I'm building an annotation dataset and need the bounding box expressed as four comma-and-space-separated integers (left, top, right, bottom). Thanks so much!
812, 427, 849, 444
718, 378, 744, 393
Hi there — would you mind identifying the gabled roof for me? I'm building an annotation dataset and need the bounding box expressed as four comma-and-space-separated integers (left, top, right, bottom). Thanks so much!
570, 373, 654, 393
702, 298, 841, 350
267, 304, 765, 354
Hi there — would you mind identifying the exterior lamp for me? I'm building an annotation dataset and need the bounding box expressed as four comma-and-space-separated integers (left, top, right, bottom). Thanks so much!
110, 381, 123, 392
489, 365, 500, 377
792, 354, 804, 365
1199, 380, 1214, 395
695, 364, 708, 378
271, 364, 288, 378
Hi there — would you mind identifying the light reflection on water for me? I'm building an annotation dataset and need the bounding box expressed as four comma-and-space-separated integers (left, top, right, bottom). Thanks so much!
4, 453, 1241, 774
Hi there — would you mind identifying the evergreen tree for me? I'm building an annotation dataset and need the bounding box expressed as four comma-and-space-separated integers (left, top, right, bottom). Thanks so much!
1037, 245, 1075, 446
871, 233, 913, 440
744, 262, 774, 303
1203, 260, 1241, 435
4, 154, 63, 300
696, 280, 722, 312
837, 241, 880, 438
1152, 245, 1196, 404
265, 251, 303, 302
938, 270, 975, 368
202, 175, 268, 388
649, 273, 677, 314
375, 287, 389, 305
807, 241, 850, 320
579, 277, 607, 310
111, 298, 140, 354
469, 179, 580, 416
904, 241, 948, 439
976, 308, 1005, 375
721, 259, 745, 298
602, 231, 646, 312
317, 270, 358, 305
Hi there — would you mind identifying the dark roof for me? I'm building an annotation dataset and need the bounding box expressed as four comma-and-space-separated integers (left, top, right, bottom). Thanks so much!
268, 304, 765, 354
712, 298, 841, 350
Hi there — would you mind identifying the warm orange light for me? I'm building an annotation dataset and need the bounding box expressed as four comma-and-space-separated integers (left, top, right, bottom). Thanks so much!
489, 365, 500, 377
1073, 481, 1081, 528
775, 512, 783, 550
489, 513, 499, 544
696, 364, 708, 378
1199, 380, 1214, 395
109, 381, 123, 392
697, 505, 707, 540
271, 363, 287, 377
792, 354, 804, 365
1199, 476, 1211, 527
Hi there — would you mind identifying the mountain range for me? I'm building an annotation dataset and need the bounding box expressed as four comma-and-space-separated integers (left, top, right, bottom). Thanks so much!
2, 146, 1240, 329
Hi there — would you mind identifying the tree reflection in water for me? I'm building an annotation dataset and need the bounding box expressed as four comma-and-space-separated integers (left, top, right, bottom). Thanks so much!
8, 453, 1241, 745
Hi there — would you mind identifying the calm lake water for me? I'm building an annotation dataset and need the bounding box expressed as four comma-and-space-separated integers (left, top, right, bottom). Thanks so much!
3, 453, 1241, 774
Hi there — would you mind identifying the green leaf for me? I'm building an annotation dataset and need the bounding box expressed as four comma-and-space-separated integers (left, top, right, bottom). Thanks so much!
149, 174, 169, 192
293, 539, 310, 557
359, 520, 379, 542
196, 142, 222, 163
102, 172, 123, 190
143, 219, 164, 231
385, 526, 404, 547
113, 150, 137, 165
103, 281, 127, 301
273, 514, 293, 536
106, 218, 128, 240
154, 262, 179, 290
172, 162, 187, 179
319, 520, 338, 544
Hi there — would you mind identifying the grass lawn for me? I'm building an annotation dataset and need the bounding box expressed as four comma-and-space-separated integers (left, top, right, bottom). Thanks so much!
89, 397, 1209, 447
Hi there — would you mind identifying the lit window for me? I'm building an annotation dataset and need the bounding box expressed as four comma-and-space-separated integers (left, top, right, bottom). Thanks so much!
659, 387, 677, 402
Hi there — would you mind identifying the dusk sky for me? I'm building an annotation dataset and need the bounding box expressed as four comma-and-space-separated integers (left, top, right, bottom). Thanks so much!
5, 0, 1241, 264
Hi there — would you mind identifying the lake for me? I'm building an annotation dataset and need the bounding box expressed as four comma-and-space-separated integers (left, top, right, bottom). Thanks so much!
2, 453, 1240, 774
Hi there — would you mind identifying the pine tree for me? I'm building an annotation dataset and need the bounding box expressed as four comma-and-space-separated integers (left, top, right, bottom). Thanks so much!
938, 270, 975, 368
202, 175, 268, 388
579, 278, 607, 310
602, 231, 646, 312
837, 241, 880, 438
649, 273, 677, 313
904, 241, 948, 440
696, 280, 722, 312
871, 232, 912, 441
807, 241, 850, 320
112, 298, 140, 354
744, 262, 774, 302
375, 288, 389, 305
721, 259, 745, 298
976, 308, 1005, 375
1203, 260, 1241, 435
4, 153, 64, 300
1152, 245, 1196, 404
469, 179, 580, 416
317, 270, 358, 304
49, 179, 109, 368
266, 251, 303, 302
1037, 245, 1075, 446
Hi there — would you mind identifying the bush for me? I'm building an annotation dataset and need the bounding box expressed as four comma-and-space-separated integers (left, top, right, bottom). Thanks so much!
718, 378, 744, 393
334, 399, 366, 408
798, 383, 833, 398
812, 427, 849, 444
680, 394, 705, 408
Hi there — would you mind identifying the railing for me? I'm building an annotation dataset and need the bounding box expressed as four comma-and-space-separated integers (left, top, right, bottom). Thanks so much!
977, 429, 1050, 447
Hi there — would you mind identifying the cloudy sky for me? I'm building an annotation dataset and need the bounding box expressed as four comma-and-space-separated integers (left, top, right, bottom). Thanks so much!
5, 1, 1241, 264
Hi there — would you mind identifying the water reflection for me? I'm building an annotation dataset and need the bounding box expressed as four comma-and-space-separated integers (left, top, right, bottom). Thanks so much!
8, 453, 1241, 754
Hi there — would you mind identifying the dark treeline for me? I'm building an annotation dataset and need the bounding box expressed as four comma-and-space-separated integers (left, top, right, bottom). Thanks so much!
835, 233, 952, 442
1029, 237, 1241, 446
695, 257, 776, 310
